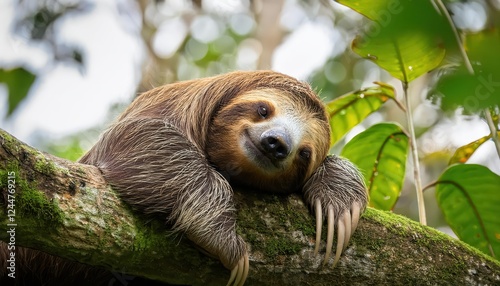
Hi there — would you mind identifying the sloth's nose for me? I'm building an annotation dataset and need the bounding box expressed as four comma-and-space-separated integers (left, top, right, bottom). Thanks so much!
260, 128, 292, 160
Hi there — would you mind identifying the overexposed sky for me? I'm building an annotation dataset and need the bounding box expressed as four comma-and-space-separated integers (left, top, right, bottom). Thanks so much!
0, 0, 144, 143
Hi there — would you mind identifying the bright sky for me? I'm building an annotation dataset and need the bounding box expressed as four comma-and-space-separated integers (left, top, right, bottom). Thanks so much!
0, 0, 144, 144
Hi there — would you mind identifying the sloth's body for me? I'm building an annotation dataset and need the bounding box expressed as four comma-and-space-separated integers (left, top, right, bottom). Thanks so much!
1, 71, 367, 285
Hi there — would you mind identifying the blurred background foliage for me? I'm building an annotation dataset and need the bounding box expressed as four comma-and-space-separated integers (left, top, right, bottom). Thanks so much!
0, 0, 499, 244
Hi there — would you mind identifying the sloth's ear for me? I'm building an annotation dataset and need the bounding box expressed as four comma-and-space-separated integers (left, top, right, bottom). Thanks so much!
301, 155, 368, 266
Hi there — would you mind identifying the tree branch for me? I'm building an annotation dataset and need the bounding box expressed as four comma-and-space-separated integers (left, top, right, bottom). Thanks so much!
1, 128, 499, 285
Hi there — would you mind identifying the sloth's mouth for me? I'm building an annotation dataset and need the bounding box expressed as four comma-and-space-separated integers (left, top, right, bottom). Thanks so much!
242, 130, 280, 169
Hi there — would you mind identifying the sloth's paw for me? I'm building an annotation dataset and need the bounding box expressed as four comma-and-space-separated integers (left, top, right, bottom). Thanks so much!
302, 155, 368, 266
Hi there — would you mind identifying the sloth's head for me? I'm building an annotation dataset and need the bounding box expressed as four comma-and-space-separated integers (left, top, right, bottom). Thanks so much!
207, 87, 330, 192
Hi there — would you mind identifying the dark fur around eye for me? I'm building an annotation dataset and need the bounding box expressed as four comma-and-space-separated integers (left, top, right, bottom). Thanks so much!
299, 148, 311, 160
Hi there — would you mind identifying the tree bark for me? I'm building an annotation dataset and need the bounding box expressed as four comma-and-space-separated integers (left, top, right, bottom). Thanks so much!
1, 128, 499, 285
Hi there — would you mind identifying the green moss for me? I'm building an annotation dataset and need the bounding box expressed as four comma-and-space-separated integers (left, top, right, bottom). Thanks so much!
0, 131, 17, 155
0, 161, 18, 189
286, 204, 315, 237
0, 159, 63, 225
364, 207, 500, 269
236, 194, 311, 262
0, 161, 32, 197
131, 218, 170, 251
17, 187, 64, 224
132, 220, 154, 251
264, 234, 303, 257
33, 155, 57, 175
237, 207, 268, 246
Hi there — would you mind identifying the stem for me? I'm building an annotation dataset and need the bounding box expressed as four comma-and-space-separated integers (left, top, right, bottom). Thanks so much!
403, 82, 427, 225
435, 0, 500, 158
433, 0, 474, 74
484, 109, 500, 157
392, 98, 407, 113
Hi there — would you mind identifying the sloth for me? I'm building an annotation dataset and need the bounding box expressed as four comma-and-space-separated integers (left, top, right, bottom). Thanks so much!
1, 71, 367, 285
79, 70, 368, 285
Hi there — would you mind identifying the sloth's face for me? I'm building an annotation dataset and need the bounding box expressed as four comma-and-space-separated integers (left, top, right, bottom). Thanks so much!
206, 89, 330, 193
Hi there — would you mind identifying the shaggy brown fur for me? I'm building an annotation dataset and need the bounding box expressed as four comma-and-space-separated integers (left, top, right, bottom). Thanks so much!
80, 118, 245, 269
1, 71, 368, 285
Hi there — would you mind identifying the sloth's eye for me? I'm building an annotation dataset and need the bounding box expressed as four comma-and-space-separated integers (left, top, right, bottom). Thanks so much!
258, 106, 268, 118
299, 149, 311, 160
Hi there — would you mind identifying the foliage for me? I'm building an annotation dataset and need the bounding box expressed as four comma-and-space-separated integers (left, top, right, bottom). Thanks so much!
326, 82, 397, 146
0, 68, 36, 116
42, 137, 86, 162
448, 132, 500, 165
435, 164, 500, 258
341, 123, 408, 210
433, 30, 500, 113
344, 0, 450, 83
329, 0, 500, 259
1, 0, 87, 117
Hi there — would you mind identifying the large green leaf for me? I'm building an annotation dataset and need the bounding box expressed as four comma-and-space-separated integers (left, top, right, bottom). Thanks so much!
435, 164, 500, 258
326, 82, 396, 146
449, 132, 500, 165
352, 31, 445, 83
338, 0, 453, 83
0, 67, 36, 116
341, 123, 409, 210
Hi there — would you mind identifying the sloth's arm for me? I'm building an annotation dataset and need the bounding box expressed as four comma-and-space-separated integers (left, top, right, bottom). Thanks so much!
302, 155, 368, 266
79, 118, 248, 285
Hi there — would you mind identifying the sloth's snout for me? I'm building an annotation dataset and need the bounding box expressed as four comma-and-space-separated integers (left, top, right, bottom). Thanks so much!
260, 128, 292, 160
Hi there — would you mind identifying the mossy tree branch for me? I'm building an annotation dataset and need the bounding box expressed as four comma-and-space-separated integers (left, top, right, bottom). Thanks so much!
1, 128, 499, 285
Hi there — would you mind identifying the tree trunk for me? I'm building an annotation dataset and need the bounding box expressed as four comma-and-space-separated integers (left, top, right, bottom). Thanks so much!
0, 128, 499, 285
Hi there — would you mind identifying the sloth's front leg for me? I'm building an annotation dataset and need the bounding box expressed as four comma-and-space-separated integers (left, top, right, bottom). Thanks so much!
80, 118, 248, 285
302, 155, 368, 266
172, 171, 249, 286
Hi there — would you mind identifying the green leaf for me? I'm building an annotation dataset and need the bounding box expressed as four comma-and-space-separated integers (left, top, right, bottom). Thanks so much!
338, 0, 453, 83
43, 137, 86, 162
336, 0, 400, 22
341, 123, 409, 210
326, 82, 396, 146
432, 30, 500, 112
352, 31, 445, 83
0, 67, 36, 116
449, 132, 500, 165
435, 164, 500, 258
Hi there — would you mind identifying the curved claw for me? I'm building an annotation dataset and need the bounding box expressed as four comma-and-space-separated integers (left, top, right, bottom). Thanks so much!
314, 198, 322, 255
243, 253, 249, 285
228, 265, 237, 286
323, 204, 334, 265
227, 254, 249, 286
351, 202, 361, 236
343, 210, 352, 250
332, 211, 347, 267
314, 201, 363, 267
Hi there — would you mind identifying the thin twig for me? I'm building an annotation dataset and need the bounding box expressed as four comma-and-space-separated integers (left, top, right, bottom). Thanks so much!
433, 0, 474, 74
403, 82, 427, 225
434, 0, 500, 158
